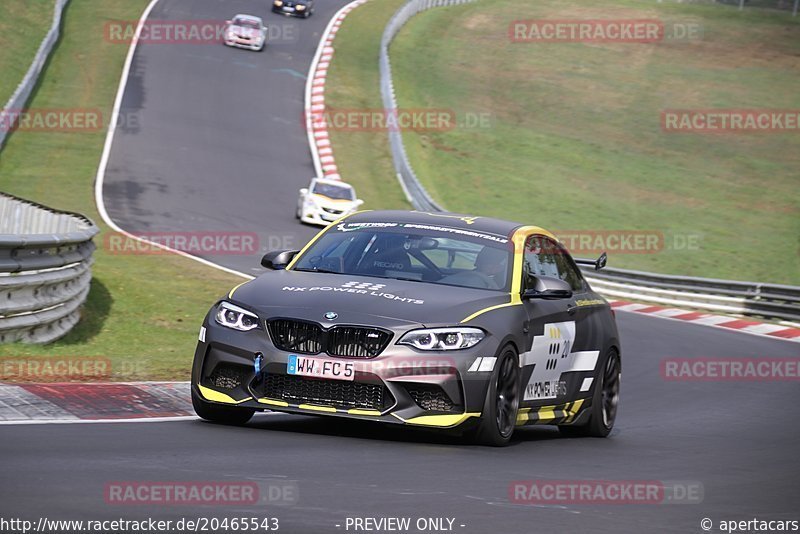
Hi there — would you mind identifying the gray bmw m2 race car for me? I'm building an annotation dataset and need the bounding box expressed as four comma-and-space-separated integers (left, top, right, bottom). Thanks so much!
191, 211, 621, 445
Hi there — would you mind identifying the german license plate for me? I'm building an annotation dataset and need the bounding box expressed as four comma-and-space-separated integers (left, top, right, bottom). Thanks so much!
287, 355, 354, 381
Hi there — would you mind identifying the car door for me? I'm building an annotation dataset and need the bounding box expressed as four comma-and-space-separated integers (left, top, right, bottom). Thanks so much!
518, 235, 578, 407
550, 240, 607, 359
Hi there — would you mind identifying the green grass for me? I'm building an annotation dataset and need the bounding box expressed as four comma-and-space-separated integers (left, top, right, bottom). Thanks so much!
330, 0, 800, 284
0, 0, 242, 380
0, 0, 55, 107
324, 0, 410, 210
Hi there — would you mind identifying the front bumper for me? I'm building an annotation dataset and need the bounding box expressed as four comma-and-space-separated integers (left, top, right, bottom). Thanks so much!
272, 5, 308, 17
300, 205, 350, 226
224, 38, 263, 51
192, 313, 496, 430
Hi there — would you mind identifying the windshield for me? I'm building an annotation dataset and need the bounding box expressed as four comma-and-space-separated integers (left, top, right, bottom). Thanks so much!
292, 222, 512, 292
312, 182, 356, 201
233, 18, 260, 29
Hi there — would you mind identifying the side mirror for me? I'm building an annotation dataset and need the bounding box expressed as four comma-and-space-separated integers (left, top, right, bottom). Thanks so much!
225, 20, 232, 25
299, 188, 309, 196
261, 249, 299, 270
355, 199, 364, 206
523, 276, 573, 300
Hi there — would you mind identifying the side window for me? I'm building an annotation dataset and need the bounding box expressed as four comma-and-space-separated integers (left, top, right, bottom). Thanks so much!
551, 241, 585, 292
522, 236, 559, 290
522, 236, 585, 292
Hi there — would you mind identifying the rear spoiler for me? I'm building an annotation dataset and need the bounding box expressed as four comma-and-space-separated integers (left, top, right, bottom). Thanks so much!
574, 252, 607, 271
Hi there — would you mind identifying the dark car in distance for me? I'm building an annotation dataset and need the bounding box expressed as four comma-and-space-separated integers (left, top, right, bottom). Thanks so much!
272, 0, 314, 18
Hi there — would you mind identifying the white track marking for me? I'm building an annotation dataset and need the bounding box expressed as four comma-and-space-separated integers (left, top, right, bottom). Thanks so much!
93, 0, 251, 281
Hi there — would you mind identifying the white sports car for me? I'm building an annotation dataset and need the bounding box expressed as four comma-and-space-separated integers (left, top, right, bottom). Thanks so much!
296, 178, 364, 226
224, 15, 267, 51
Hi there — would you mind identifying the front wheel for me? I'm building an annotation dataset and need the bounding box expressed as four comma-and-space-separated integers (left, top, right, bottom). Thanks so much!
559, 349, 620, 438
192, 388, 255, 425
473, 346, 520, 446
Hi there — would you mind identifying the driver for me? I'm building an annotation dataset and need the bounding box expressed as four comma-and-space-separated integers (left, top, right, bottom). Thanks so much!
438, 245, 508, 289
472, 246, 508, 289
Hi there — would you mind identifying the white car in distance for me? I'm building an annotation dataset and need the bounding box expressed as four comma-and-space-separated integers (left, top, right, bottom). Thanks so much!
296, 178, 364, 226
224, 14, 267, 51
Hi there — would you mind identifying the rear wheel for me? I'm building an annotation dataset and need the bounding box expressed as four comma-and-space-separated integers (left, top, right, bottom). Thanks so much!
192, 388, 255, 425
473, 346, 520, 446
559, 349, 620, 438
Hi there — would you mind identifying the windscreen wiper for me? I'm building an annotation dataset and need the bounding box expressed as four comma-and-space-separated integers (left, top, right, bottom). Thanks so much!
293, 267, 343, 275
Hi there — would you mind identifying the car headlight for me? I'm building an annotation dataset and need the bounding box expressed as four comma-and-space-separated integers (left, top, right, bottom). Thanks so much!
215, 302, 260, 331
296, 4, 306, 9
398, 327, 485, 351
274, 0, 283, 6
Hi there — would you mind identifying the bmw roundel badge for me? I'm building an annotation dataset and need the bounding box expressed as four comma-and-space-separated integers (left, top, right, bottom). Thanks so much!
324, 311, 338, 320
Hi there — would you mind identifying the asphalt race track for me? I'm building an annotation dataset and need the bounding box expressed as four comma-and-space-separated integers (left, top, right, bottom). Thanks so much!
3, 1, 798, 533
2, 314, 799, 533
101, 0, 339, 275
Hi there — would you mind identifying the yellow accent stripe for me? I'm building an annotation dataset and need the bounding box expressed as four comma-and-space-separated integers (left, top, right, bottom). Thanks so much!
537, 408, 556, 422
566, 399, 584, 423
198, 385, 248, 405
299, 404, 338, 413
312, 193, 352, 204
402, 412, 480, 428
510, 225, 556, 294
515, 398, 588, 426
286, 211, 370, 270
257, 398, 290, 407
347, 409, 382, 416
228, 281, 248, 299
460, 300, 521, 324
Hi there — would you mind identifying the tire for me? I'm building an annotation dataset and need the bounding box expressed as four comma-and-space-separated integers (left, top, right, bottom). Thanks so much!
295, 199, 302, 219
472, 346, 520, 446
559, 349, 620, 438
192, 388, 255, 425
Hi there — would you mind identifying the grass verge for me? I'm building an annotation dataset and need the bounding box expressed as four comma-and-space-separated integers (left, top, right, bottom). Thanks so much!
331, 0, 800, 284
0, 0, 242, 380
324, 0, 410, 210
0, 0, 55, 106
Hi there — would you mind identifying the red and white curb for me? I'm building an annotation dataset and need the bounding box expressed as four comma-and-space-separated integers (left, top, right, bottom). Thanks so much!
305, 0, 369, 181
609, 300, 800, 342
0, 382, 194, 424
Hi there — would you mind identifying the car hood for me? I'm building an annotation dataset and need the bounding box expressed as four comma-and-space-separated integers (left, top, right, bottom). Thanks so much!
229, 270, 511, 328
310, 194, 356, 208
229, 25, 260, 37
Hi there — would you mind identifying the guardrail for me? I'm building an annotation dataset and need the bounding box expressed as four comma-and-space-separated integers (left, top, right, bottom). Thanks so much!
379, 0, 800, 323
0, 193, 99, 343
582, 267, 800, 322
380, 0, 477, 212
0, 0, 71, 151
